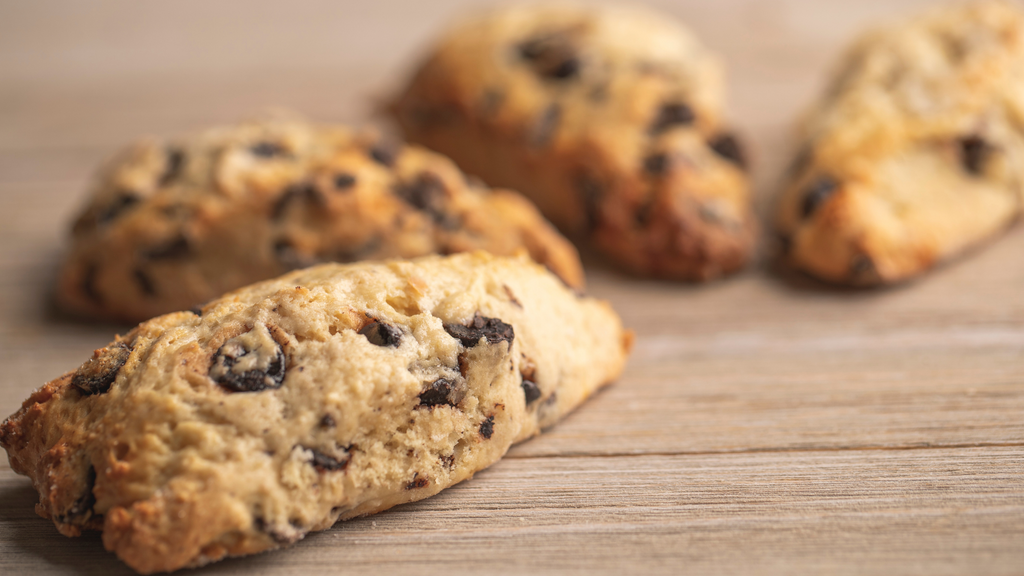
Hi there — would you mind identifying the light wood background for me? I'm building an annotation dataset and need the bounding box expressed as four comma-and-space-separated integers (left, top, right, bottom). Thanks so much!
1, 1, 1023, 574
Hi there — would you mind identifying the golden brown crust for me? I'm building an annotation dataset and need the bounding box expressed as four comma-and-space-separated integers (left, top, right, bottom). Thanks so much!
3, 252, 630, 574
392, 4, 756, 280
56, 115, 584, 323
776, 0, 1024, 285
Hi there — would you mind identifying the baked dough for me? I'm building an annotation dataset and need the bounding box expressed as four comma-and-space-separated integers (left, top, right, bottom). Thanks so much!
776, 0, 1024, 285
57, 115, 584, 322
3, 251, 631, 573
392, 4, 756, 280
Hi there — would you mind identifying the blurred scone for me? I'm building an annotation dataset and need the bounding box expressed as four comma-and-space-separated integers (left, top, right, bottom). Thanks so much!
776, 0, 1024, 285
392, 4, 756, 280
3, 251, 632, 574
57, 115, 584, 323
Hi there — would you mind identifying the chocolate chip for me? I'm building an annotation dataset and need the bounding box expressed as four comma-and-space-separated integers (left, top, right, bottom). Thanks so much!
643, 153, 669, 175
634, 198, 654, 228
334, 173, 357, 190
272, 182, 322, 220
517, 35, 581, 81
850, 254, 878, 281
479, 416, 495, 439
521, 379, 541, 405
359, 321, 402, 347
253, 517, 293, 544
159, 148, 185, 186
96, 192, 141, 226
405, 473, 428, 490
788, 146, 813, 176
418, 378, 461, 408
334, 236, 382, 263
211, 333, 286, 393
369, 144, 398, 167
273, 238, 292, 259
134, 268, 155, 297
480, 89, 505, 117
142, 235, 191, 260
649, 103, 695, 135
319, 414, 336, 429
520, 361, 540, 405
440, 454, 455, 469
82, 264, 101, 304
250, 142, 288, 158
443, 313, 514, 348
577, 175, 604, 232
394, 173, 456, 227
960, 136, 992, 175
395, 173, 445, 211
72, 341, 131, 396
777, 234, 792, 256
801, 176, 839, 219
549, 58, 580, 79
530, 104, 561, 147
518, 37, 550, 60
709, 133, 747, 169
309, 448, 350, 472
57, 466, 96, 526
272, 238, 312, 271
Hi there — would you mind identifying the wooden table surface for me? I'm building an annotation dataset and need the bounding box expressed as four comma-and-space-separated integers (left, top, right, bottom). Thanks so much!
2, 1, 1023, 574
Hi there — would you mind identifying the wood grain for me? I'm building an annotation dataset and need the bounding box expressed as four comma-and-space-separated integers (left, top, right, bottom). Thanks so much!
3, 448, 1022, 575
1, 0, 1022, 574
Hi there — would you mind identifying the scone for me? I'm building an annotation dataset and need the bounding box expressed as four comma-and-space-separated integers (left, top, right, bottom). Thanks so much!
776, 0, 1024, 285
1, 251, 632, 574
57, 115, 584, 323
391, 4, 756, 280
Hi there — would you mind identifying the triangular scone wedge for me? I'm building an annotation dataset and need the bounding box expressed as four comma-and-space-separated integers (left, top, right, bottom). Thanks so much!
2, 252, 632, 574
57, 115, 584, 323
392, 4, 756, 280
776, 0, 1024, 285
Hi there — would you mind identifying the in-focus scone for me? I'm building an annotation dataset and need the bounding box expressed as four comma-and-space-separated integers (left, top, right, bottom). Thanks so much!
392, 4, 756, 280
776, 0, 1024, 285
57, 115, 584, 323
2, 252, 631, 574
